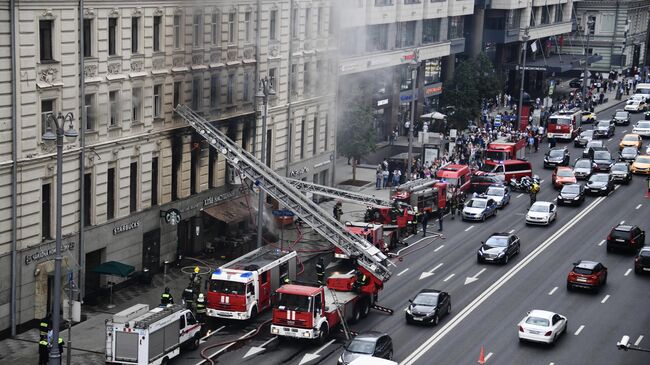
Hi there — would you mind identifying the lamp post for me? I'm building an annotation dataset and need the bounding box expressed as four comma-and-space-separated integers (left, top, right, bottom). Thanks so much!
42, 112, 78, 365
517, 27, 530, 131
582, 17, 595, 107
406, 50, 419, 180
255, 77, 275, 249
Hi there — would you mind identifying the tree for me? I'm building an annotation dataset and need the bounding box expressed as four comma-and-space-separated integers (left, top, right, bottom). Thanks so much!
475, 53, 503, 103
337, 95, 377, 181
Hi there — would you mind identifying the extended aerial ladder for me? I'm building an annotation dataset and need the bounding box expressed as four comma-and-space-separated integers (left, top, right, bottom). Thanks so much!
287, 178, 393, 208
174, 105, 392, 282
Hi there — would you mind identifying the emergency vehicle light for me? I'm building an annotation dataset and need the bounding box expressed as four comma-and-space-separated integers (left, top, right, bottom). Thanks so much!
240, 272, 252, 278
213, 268, 222, 275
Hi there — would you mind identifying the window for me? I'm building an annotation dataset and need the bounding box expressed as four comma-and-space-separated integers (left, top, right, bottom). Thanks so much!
312, 116, 318, 155
42, 183, 51, 240
587, 15, 596, 35
317, 7, 323, 34
291, 64, 297, 95
541, 6, 550, 25
192, 77, 202, 109
190, 139, 199, 195
41, 99, 55, 135
292, 8, 299, 38
404, 0, 420, 3
300, 118, 306, 159
173, 15, 182, 49
173, 81, 182, 107
39, 20, 53, 61
375, 0, 393, 6
153, 16, 162, 52
193, 14, 202, 48
130, 162, 138, 213
367, 24, 389, 51
108, 18, 117, 56
243, 72, 251, 102
153, 84, 162, 118
109, 90, 119, 126
83, 19, 92, 57
83, 173, 92, 226
422, 19, 441, 44
227, 73, 235, 104
396, 21, 416, 48
265, 129, 272, 166
228, 12, 236, 43
151, 157, 158, 206
323, 114, 329, 150
107, 168, 115, 220
554, 5, 563, 23
270, 10, 278, 40
448, 16, 464, 39
424, 59, 441, 84
303, 63, 311, 95
211, 12, 219, 45
131, 17, 140, 53
208, 148, 217, 188
506, 9, 521, 29
305, 8, 311, 38
171, 136, 181, 201
210, 74, 219, 107
132, 87, 142, 123
245, 11, 251, 42
84, 93, 96, 130
268, 68, 276, 91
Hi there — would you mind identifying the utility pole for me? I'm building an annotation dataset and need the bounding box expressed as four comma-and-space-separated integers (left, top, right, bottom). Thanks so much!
406, 49, 419, 180
582, 17, 595, 107
517, 28, 530, 131
255, 77, 275, 248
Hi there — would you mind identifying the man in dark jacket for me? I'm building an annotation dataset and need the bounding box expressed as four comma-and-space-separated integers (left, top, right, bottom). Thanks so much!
421, 211, 429, 237
437, 207, 444, 232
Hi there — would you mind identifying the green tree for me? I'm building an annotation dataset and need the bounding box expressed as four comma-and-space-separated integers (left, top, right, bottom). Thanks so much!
337, 96, 377, 181
475, 53, 503, 103
441, 60, 480, 131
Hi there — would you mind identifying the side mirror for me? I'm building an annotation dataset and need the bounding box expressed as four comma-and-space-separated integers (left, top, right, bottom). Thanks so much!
481, 241, 485, 245
408, 299, 413, 303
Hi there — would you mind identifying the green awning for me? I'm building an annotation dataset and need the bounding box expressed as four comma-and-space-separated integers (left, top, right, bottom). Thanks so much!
91, 261, 135, 278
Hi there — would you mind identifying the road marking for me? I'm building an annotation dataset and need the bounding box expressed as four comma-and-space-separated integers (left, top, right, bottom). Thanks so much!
400, 195, 608, 365
548, 287, 558, 295
622, 130, 628, 133
601, 294, 610, 304
485, 352, 493, 361
608, 138, 613, 142
443, 273, 455, 282
200, 325, 226, 344
419, 263, 444, 280
299, 339, 336, 365
635, 335, 644, 346
509, 229, 516, 233
598, 239, 605, 246
397, 268, 410, 276
243, 337, 278, 359
516, 193, 524, 198
636, 204, 642, 210
434, 245, 444, 252
575, 325, 585, 336
465, 225, 475, 232
620, 220, 625, 224
624, 268, 632, 276
196, 328, 258, 365
464, 268, 487, 285
540, 179, 545, 183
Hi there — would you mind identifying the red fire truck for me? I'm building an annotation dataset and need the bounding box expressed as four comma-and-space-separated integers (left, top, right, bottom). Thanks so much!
485, 137, 527, 162
334, 222, 398, 260
391, 178, 447, 213
547, 108, 582, 140
364, 205, 414, 236
206, 246, 297, 320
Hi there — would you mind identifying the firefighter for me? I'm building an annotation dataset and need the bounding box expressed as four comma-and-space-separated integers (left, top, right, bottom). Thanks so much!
421, 210, 429, 237
183, 285, 195, 310
333, 201, 343, 222
191, 266, 201, 293
195, 293, 207, 324
352, 270, 369, 292
57, 337, 65, 356
38, 338, 49, 365
160, 287, 174, 306
282, 276, 291, 285
412, 207, 422, 234
316, 257, 325, 286
39, 315, 50, 340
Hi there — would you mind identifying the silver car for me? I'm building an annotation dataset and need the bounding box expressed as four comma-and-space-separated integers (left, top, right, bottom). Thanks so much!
573, 158, 595, 180
483, 185, 511, 208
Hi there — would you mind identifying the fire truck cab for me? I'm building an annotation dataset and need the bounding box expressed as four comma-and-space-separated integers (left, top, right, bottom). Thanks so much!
547, 108, 582, 140
335, 222, 397, 260
436, 164, 471, 193
391, 178, 447, 213
485, 137, 527, 161
207, 246, 297, 320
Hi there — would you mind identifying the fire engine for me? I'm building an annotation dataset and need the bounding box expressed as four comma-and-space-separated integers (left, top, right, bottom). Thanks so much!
485, 137, 527, 161
334, 222, 398, 260
105, 304, 201, 365
206, 246, 297, 320
391, 178, 447, 213
547, 108, 582, 140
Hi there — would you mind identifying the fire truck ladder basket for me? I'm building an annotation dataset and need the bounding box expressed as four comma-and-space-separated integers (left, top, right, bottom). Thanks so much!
371, 303, 394, 315
329, 290, 351, 341
287, 178, 393, 208
174, 105, 391, 282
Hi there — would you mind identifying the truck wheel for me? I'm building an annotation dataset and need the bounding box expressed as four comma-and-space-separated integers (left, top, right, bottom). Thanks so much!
317, 324, 329, 345
250, 306, 258, 320
190, 335, 200, 350
360, 299, 370, 318
161, 358, 169, 365
350, 305, 361, 323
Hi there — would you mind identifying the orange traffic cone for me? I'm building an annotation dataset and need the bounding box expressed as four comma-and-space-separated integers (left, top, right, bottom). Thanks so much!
478, 346, 486, 365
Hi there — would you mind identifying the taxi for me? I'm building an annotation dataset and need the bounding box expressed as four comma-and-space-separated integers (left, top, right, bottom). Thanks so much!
631, 155, 650, 175
619, 133, 643, 150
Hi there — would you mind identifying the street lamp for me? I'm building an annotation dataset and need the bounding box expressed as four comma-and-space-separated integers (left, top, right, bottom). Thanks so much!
582, 17, 596, 107
42, 112, 78, 365
255, 77, 275, 249
517, 27, 530, 131
406, 50, 419, 180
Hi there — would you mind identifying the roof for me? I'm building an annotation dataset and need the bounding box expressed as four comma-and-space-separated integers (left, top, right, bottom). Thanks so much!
575, 260, 599, 269
614, 224, 633, 231
417, 288, 441, 295
202, 196, 250, 225
490, 232, 512, 237
527, 309, 556, 319
276, 284, 321, 296
354, 331, 388, 341
531, 201, 553, 207
439, 164, 469, 172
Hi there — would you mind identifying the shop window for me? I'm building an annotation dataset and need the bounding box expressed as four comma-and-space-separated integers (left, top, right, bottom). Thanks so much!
424, 59, 441, 85
107, 167, 115, 219
151, 157, 158, 206
42, 183, 52, 240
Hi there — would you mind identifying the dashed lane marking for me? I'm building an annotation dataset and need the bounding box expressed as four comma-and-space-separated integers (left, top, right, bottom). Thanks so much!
516, 193, 524, 198
465, 225, 475, 232
575, 325, 585, 336
540, 180, 545, 183
620, 220, 625, 224
635, 335, 644, 346
601, 294, 610, 304
624, 268, 632, 276
509, 229, 516, 233
397, 268, 410, 276
485, 352, 493, 361
608, 138, 613, 142
636, 204, 642, 210
548, 286, 558, 295
598, 239, 605, 246
443, 273, 455, 282
434, 245, 444, 252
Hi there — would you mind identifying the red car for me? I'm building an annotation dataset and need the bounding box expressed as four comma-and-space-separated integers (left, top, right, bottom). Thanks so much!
567, 260, 608, 292
552, 167, 577, 189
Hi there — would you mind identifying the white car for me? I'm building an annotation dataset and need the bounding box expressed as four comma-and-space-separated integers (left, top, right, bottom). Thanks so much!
624, 100, 646, 113
646, 144, 650, 155
633, 121, 650, 137
525, 201, 557, 226
628, 94, 647, 103
518, 309, 567, 345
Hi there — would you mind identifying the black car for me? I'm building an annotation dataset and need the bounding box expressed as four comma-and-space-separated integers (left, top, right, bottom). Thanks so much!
405, 289, 451, 326
544, 147, 570, 168
573, 158, 595, 179
591, 148, 614, 172
612, 110, 631, 126
583, 140, 604, 158
593, 120, 615, 139
607, 224, 646, 252
619, 147, 639, 162
610, 162, 632, 184
557, 183, 585, 206
634, 246, 650, 274
477, 233, 521, 264
574, 130, 595, 147
338, 332, 393, 365
569, 78, 583, 88
586, 173, 614, 195
470, 174, 504, 194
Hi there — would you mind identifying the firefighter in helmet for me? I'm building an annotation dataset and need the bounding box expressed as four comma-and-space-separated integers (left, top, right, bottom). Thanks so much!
160, 287, 174, 306
38, 314, 51, 341
38, 338, 49, 365
316, 257, 325, 285
333, 201, 343, 222
352, 269, 369, 292
183, 284, 195, 310
195, 293, 207, 324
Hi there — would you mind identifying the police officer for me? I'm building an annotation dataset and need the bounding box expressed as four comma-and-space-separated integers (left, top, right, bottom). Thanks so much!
333, 201, 343, 222
195, 293, 207, 324
161, 287, 174, 306
183, 285, 195, 310
529, 182, 539, 207
316, 257, 325, 285
38, 338, 49, 365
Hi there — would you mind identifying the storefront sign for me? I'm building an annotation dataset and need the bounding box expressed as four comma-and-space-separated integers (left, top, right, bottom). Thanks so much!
424, 83, 443, 96
25, 242, 75, 265
113, 220, 141, 235
289, 167, 309, 177
164, 209, 182, 226
399, 90, 418, 103
203, 186, 246, 207
314, 160, 331, 169
377, 99, 389, 107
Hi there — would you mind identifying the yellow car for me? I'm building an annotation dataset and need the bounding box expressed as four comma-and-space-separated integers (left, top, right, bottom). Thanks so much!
619, 133, 643, 150
630, 155, 650, 175
581, 111, 596, 124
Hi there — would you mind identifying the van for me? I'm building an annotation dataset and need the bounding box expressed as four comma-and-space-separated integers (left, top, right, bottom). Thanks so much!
479, 159, 532, 182
436, 164, 471, 192
635, 83, 650, 101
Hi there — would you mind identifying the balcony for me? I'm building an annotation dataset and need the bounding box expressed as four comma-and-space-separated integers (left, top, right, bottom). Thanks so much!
526, 21, 573, 40
448, 0, 475, 16
484, 28, 520, 44
532, 0, 567, 7
490, 0, 528, 10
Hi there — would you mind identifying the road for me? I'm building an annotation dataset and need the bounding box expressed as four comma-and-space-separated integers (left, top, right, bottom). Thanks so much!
175, 101, 650, 365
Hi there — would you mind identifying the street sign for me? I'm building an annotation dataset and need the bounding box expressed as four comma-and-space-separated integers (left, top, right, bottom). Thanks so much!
272, 209, 295, 217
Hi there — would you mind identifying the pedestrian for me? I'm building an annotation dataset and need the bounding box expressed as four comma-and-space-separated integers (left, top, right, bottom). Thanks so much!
534, 135, 539, 152
450, 194, 457, 220
375, 169, 382, 190
160, 287, 174, 306
436, 206, 444, 232
316, 257, 325, 285
38, 338, 49, 365
382, 169, 389, 189
333, 201, 343, 222
421, 211, 429, 237
392, 169, 401, 187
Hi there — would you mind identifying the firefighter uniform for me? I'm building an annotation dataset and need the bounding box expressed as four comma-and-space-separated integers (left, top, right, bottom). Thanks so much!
333, 202, 343, 222
161, 288, 174, 306
38, 339, 49, 365
57, 337, 64, 355
39, 318, 50, 340
316, 257, 325, 285
353, 270, 369, 292
196, 293, 207, 324
183, 286, 195, 309
282, 276, 291, 285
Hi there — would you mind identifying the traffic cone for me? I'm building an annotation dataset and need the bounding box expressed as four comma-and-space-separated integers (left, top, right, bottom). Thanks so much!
478, 346, 486, 365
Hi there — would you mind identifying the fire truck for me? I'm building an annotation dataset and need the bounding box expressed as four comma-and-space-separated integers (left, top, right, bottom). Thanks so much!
391, 178, 447, 213
485, 137, 527, 161
547, 108, 582, 140
206, 246, 297, 320
105, 304, 201, 365
334, 222, 399, 260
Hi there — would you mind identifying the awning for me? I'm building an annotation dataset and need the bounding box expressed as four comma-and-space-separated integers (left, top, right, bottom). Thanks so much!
91, 261, 135, 278
202, 197, 252, 225
421, 111, 446, 120
503, 53, 604, 74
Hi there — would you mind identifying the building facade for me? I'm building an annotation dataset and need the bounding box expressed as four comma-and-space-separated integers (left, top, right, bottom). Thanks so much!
0, 0, 335, 336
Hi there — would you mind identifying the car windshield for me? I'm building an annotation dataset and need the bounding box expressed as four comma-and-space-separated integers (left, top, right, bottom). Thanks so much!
622, 147, 636, 154
597, 121, 610, 128
594, 151, 610, 160
529, 204, 549, 213
562, 185, 580, 194
611, 164, 627, 172
549, 150, 564, 157
552, 117, 571, 125
557, 170, 573, 177
479, 164, 503, 173
623, 135, 638, 141
276, 293, 311, 312
525, 317, 550, 327
485, 236, 508, 247
586, 141, 602, 148
639, 250, 650, 258
467, 199, 487, 208
579, 131, 593, 138
590, 175, 609, 182
485, 150, 508, 161
636, 156, 650, 164
637, 122, 650, 128
486, 187, 505, 196
209, 280, 246, 295
575, 160, 591, 168
346, 339, 376, 354
615, 112, 628, 118
574, 267, 594, 275
413, 293, 439, 306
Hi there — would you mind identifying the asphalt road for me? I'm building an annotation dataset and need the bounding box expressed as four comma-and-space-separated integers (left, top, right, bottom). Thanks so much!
175, 101, 650, 365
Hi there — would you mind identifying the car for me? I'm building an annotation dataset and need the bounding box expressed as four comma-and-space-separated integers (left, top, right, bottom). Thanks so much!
610, 162, 632, 184
477, 233, 520, 264
581, 111, 596, 124
552, 166, 577, 189
593, 120, 615, 139
572, 158, 595, 179
591, 148, 614, 172
347, 357, 398, 365
543, 147, 569, 168
566, 260, 608, 292
583, 140, 604, 158
611, 110, 631, 126
619, 146, 639, 162
405, 289, 451, 326
483, 185, 510, 208
557, 183, 585, 206
585, 173, 614, 195
634, 246, 650, 274
632, 120, 650, 137
470, 174, 504, 194
628, 94, 647, 103
337, 332, 393, 365
646, 144, 650, 155
630, 154, 650, 175
607, 224, 646, 252
525, 201, 557, 226
518, 310, 567, 345
569, 78, 583, 88
619, 133, 643, 150
574, 130, 595, 147
462, 197, 498, 222
624, 100, 647, 113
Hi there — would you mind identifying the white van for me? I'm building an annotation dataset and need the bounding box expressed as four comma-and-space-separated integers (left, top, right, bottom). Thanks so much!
349, 356, 399, 365
635, 83, 650, 101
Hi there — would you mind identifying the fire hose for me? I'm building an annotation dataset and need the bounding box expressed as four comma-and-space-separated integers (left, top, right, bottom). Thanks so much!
199, 319, 272, 365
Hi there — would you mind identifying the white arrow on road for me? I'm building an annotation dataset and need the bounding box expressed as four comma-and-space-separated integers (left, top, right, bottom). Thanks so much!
199, 325, 226, 344
419, 263, 444, 280
464, 268, 486, 285
242, 337, 278, 359
299, 339, 336, 365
